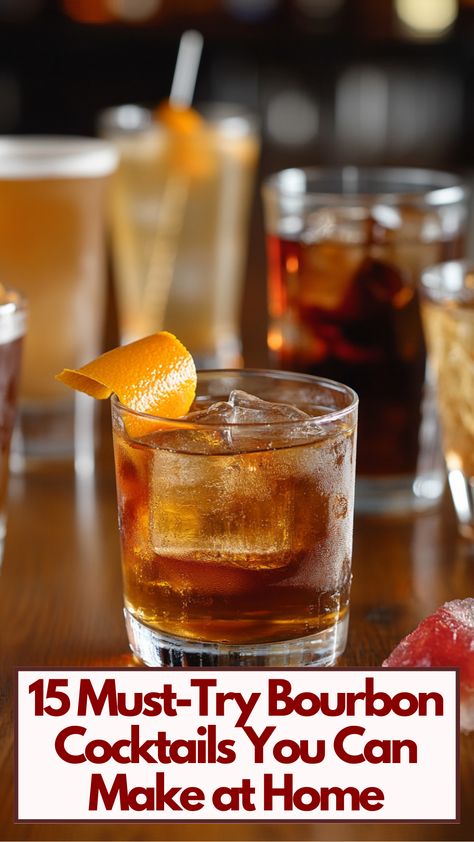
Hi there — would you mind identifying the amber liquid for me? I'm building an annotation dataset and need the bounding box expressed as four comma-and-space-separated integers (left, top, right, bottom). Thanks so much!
267, 219, 464, 477
113, 418, 356, 645
0, 178, 108, 404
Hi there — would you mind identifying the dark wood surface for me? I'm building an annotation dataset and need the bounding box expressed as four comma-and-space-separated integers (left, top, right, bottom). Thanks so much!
0, 432, 473, 840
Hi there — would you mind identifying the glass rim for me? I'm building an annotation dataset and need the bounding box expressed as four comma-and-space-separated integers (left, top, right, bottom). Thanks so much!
420, 259, 474, 303
262, 166, 467, 207
0, 136, 118, 179
99, 102, 259, 138
111, 369, 358, 430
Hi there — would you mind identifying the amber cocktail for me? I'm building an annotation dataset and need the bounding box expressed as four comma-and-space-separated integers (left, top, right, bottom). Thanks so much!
112, 370, 358, 667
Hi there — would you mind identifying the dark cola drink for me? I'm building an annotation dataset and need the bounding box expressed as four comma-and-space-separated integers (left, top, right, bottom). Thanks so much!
266, 203, 465, 484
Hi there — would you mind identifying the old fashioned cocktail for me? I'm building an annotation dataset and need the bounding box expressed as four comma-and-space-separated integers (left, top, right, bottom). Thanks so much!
112, 370, 358, 667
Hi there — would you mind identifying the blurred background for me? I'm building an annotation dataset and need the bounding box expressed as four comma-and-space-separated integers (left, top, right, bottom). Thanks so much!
0, 0, 472, 359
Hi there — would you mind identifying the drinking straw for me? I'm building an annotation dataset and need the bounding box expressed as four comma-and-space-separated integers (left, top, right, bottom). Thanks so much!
141, 30, 204, 331
170, 30, 204, 108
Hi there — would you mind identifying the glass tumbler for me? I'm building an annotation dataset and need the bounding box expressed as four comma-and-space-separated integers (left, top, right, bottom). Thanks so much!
112, 370, 358, 668
262, 167, 468, 514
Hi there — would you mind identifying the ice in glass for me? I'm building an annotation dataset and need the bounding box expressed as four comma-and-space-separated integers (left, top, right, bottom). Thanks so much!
112, 371, 358, 667
262, 168, 467, 513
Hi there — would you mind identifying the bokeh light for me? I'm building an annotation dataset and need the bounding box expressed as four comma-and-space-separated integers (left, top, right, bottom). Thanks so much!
105, 0, 161, 22
395, 0, 458, 36
336, 66, 388, 157
335, 63, 461, 160
266, 89, 319, 147
62, 0, 113, 24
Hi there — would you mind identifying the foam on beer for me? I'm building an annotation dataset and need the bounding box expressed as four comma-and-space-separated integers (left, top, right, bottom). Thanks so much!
0, 137, 118, 179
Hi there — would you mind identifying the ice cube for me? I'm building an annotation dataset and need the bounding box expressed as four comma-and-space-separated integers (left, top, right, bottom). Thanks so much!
150, 444, 305, 570
371, 205, 443, 245
302, 208, 372, 246
184, 401, 235, 424
228, 390, 312, 422
383, 598, 474, 732
148, 390, 341, 571
173, 390, 322, 452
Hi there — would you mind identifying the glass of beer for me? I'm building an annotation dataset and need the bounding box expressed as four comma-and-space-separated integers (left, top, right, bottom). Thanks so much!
0, 288, 26, 562
112, 370, 358, 667
100, 104, 259, 367
262, 167, 468, 514
420, 261, 474, 540
0, 137, 117, 469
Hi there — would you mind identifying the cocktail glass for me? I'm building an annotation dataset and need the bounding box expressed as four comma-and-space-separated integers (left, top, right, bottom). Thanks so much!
112, 370, 358, 667
262, 167, 468, 514
0, 288, 26, 562
420, 261, 474, 540
0, 137, 117, 470
100, 104, 259, 367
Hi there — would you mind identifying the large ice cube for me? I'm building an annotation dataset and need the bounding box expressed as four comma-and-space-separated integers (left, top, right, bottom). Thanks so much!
148, 389, 353, 588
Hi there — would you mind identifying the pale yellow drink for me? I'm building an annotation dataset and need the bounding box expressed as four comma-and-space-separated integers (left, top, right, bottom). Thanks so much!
422, 297, 474, 478
420, 260, 474, 539
102, 105, 259, 366
0, 138, 117, 461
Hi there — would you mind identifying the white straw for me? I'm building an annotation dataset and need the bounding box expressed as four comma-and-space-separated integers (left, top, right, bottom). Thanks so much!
169, 30, 204, 109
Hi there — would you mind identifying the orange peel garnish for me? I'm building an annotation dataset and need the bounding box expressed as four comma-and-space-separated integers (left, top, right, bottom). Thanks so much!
56, 332, 196, 436
155, 100, 203, 134
154, 100, 213, 178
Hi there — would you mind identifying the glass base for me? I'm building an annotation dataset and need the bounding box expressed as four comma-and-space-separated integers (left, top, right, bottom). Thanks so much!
12, 393, 96, 476
124, 608, 349, 668
356, 470, 445, 515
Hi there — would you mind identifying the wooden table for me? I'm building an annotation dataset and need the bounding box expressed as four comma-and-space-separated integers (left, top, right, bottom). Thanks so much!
1, 440, 473, 841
